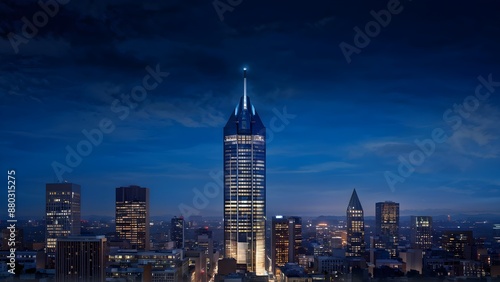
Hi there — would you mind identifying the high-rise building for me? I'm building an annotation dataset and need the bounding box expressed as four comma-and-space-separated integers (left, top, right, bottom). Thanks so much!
55, 235, 107, 282
223, 68, 266, 275
171, 216, 185, 249
115, 185, 150, 250
410, 216, 433, 250
46, 183, 81, 253
271, 216, 302, 272
375, 201, 399, 257
316, 223, 330, 249
346, 189, 365, 257
442, 230, 474, 259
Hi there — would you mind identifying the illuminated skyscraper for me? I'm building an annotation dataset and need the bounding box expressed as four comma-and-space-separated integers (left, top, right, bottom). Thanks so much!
346, 189, 365, 257
171, 216, 185, 249
375, 201, 399, 257
271, 216, 302, 272
115, 185, 150, 250
45, 183, 81, 253
410, 216, 433, 250
223, 68, 266, 275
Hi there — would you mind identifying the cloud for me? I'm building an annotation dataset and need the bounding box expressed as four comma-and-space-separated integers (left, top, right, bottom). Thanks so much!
270, 161, 355, 174
447, 104, 500, 159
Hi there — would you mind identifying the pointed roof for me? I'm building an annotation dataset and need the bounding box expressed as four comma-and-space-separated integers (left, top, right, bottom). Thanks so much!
347, 188, 363, 211
224, 68, 265, 136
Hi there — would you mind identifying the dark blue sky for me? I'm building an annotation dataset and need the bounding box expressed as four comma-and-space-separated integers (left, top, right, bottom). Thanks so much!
1, 0, 500, 218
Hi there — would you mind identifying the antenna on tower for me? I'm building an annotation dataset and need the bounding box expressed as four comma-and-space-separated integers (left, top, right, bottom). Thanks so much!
243, 67, 247, 110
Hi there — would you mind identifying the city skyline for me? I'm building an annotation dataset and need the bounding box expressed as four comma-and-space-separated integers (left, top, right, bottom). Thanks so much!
2, 1, 500, 219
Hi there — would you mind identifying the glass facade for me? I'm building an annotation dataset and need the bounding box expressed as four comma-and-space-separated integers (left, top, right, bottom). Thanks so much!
115, 185, 150, 251
223, 70, 266, 275
45, 183, 81, 253
346, 189, 365, 257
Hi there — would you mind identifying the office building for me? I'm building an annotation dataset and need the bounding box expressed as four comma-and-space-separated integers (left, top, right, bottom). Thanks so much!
46, 183, 81, 253
271, 216, 302, 272
410, 216, 433, 250
375, 201, 399, 257
115, 185, 150, 250
55, 236, 107, 282
442, 230, 474, 259
223, 69, 266, 274
346, 189, 365, 257
171, 216, 185, 249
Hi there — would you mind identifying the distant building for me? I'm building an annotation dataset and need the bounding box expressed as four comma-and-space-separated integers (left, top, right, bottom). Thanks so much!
346, 189, 365, 257
494, 224, 500, 244
55, 236, 107, 282
441, 230, 474, 259
271, 216, 302, 272
410, 216, 433, 250
399, 249, 423, 274
316, 256, 346, 274
171, 216, 185, 249
0, 250, 39, 271
107, 249, 188, 282
223, 69, 266, 274
46, 183, 81, 253
2, 228, 24, 251
115, 185, 150, 250
279, 263, 309, 282
375, 201, 399, 258
316, 223, 330, 249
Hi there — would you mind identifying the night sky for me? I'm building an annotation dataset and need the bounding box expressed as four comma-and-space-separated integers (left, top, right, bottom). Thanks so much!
1, 0, 500, 218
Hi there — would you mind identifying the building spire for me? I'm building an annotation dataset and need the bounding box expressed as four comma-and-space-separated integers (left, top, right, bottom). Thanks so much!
243, 67, 247, 110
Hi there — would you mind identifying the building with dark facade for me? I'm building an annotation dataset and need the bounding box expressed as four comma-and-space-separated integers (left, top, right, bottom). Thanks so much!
375, 201, 399, 258
171, 216, 185, 249
55, 236, 107, 282
441, 230, 474, 259
346, 189, 365, 257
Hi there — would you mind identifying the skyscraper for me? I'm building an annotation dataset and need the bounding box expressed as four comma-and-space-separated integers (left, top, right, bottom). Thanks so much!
115, 185, 150, 250
46, 183, 81, 253
410, 216, 433, 250
271, 216, 302, 272
375, 201, 399, 257
171, 216, 185, 249
56, 235, 107, 282
346, 189, 365, 257
223, 68, 266, 275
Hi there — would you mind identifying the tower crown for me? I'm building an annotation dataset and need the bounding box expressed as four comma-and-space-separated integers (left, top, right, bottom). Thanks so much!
347, 188, 363, 211
224, 68, 265, 136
